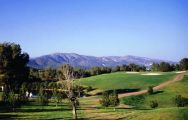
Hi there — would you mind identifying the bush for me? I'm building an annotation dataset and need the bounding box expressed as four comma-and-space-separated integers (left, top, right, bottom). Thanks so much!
86, 86, 93, 92
148, 86, 154, 95
99, 90, 120, 109
99, 91, 110, 107
174, 95, 187, 107
109, 90, 119, 111
150, 100, 158, 108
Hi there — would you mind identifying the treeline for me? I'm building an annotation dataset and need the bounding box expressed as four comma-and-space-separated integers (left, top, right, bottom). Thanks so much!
29, 59, 188, 82
151, 59, 188, 72
29, 63, 147, 81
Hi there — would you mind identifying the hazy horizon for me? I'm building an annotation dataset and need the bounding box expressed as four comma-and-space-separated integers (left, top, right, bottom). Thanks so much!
0, 0, 188, 61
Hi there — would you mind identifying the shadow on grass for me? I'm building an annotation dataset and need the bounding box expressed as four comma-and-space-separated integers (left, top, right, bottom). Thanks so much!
152, 90, 164, 95
17, 108, 71, 113
0, 113, 86, 120
0, 114, 18, 120
96, 88, 140, 95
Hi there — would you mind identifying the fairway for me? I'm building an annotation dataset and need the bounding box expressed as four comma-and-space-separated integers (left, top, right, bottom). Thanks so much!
122, 75, 188, 108
77, 72, 177, 91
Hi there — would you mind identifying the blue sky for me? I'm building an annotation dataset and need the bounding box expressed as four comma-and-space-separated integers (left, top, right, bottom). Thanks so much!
0, 0, 187, 61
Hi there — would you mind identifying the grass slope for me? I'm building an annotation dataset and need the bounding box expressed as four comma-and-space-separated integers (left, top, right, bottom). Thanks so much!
78, 72, 177, 91
120, 76, 188, 120
122, 75, 188, 108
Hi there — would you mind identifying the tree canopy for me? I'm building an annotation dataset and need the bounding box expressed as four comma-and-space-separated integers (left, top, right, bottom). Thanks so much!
180, 58, 188, 70
0, 43, 29, 92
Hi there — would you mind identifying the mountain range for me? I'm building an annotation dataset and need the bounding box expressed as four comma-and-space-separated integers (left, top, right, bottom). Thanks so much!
28, 53, 176, 69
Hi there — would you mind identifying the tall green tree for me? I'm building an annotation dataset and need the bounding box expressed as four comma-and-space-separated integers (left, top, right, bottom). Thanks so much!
159, 62, 171, 72
151, 63, 160, 71
0, 43, 29, 92
180, 58, 188, 70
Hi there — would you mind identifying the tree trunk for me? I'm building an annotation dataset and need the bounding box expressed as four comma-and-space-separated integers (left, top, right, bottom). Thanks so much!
72, 101, 77, 120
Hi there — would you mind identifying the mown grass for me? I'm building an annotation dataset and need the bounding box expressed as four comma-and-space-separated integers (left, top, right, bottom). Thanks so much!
122, 75, 188, 108
77, 72, 177, 91
118, 75, 188, 120
0, 101, 85, 120
123, 107, 188, 120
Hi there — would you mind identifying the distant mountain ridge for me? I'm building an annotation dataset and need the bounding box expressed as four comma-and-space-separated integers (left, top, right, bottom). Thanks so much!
28, 53, 176, 69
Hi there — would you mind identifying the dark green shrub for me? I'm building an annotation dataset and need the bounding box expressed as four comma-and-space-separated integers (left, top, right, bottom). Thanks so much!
86, 86, 93, 92
174, 95, 187, 107
109, 90, 120, 111
99, 91, 110, 107
100, 90, 120, 109
150, 100, 158, 108
148, 86, 154, 95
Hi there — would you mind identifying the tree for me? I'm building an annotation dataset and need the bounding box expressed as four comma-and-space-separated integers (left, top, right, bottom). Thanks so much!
59, 64, 78, 120
129, 63, 138, 71
180, 58, 188, 70
0, 43, 29, 93
90, 67, 101, 76
44, 68, 58, 81
151, 63, 160, 71
120, 65, 127, 71
170, 64, 176, 71
175, 64, 180, 71
159, 62, 171, 72
113, 66, 120, 72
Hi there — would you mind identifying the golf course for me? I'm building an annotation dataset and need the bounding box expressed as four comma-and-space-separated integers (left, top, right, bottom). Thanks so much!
1, 71, 187, 120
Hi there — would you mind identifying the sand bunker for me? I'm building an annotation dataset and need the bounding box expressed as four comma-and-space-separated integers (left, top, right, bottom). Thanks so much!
142, 73, 162, 76
175, 71, 186, 74
126, 72, 139, 74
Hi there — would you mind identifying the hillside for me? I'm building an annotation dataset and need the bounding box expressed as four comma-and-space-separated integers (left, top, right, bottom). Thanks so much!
28, 53, 176, 69
77, 72, 177, 93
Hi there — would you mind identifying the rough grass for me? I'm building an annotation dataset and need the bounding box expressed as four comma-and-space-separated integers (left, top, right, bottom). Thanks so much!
77, 72, 177, 91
